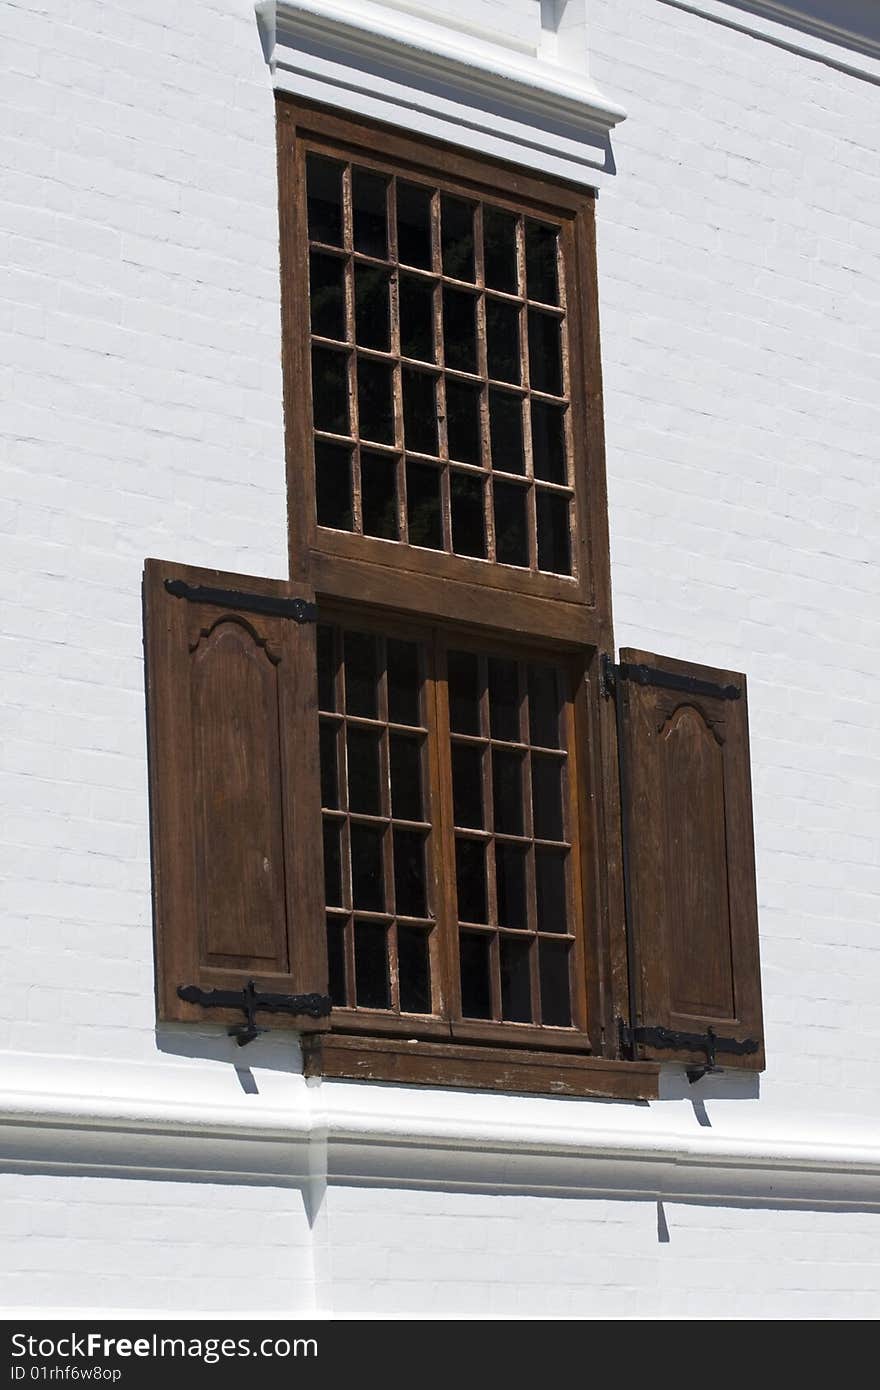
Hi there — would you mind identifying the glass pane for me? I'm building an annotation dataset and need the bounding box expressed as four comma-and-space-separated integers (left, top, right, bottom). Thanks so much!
486, 299, 521, 384
528, 663, 561, 748
536, 491, 571, 576
319, 719, 339, 809
309, 252, 346, 340
326, 918, 347, 1007
311, 347, 349, 435
455, 838, 487, 923
322, 818, 342, 906
539, 939, 571, 1026
441, 196, 475, 281
352, 169, 388, 257
393, 828, 427, 918
355, 265, 391, 351
500, 937, 532, 1022
406, 461, 443, 550
535, 847, 567, 933
314, 441, 353, 531
532, 755, 564, 841
387, 639, 421, 727
489, 390, 525, 475
317, 625, 336, 712
355, 920, 389, 1009
531, 400, 567, 484
459, 931, 492, 1018
488, 657, 519, 742
306, 155, 343, 245
452, 742, 483, 829
399, 928, 431, 1013
399, 275, 435, 362
447, 650, 481, 734
403, 369, 439, 457
445, 379, 482, 466
492, 749, 524, 835
347, 727, 381, 815
496, 842, 527, 931
528, 310, 562, 396
350, 824, 385, 912
493, 480, 528, 567
343, 630, 378, 718
361, 450, 399, 540
483, 207, 518, 294
443, 288, 478, 374
390, 734, 423, 822
450, 470, 486, 559
397, 183, 432, 269
525, 221, 559, 305
357, 359, 394, 444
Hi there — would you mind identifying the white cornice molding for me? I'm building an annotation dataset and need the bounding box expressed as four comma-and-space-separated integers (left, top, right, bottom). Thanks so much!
255, 0, 625, 184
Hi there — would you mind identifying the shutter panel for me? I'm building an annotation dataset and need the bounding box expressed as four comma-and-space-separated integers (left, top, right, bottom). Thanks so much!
614, 648, 764, 1071
143, 559, 328, 1031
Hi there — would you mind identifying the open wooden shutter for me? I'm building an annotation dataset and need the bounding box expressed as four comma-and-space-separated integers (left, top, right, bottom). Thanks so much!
143, 558, 329, 1035
612, 648, 764, 1072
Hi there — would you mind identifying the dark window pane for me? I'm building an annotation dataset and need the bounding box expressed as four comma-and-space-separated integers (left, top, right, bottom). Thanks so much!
347, 727, 381, 815
501, 937, 532, 1022
494, 480, 528, 567
387, 639, 421, 727
452, 742, 483, 829
317, 625, 336, 712
443, 288, 478, 374
326, 918, 347, 1007
319, 719, 339, 809
459, 931, 492, 1018
528, 311, 563, 396
532, 754, 564, 840
361, 450, 399, 540
350, 825, 385, 912
447, 650, 481, 735
314, 441, 353, 531
525, 221, 559, 305
531, 400, 567, 483
344, 630, 378, 718
394, 829, 427, 918
355, 920, 389, 1009
489, 390, 525, 475
406, 461, 443, 550
455, 838, 487, 924
399, 929, 431, 1014
352, 169, 388, 257
539, 939, 571, 1026
496, 843, 527, 931
403, 369, 438, 456
355, 265, 390, 351
322, 818, 342, 906
390, 734, 423, 822
311, 347, 349, 435
486, 299, 521, 384
528, 663, 561, 748
492, 750, 524, 835
309, 252, 346, 340
488, 657, 519, 742
536, 848, 567, 933
397, 183, 432, 269
451, 471, 486, 559
445, 379, 482, 465
441, 196, 475, 281
357, 359, 394, 444
483, 207, 518, 293
306, 155, 343, 246
399, 276, 435, 362
536, 491, 571, 576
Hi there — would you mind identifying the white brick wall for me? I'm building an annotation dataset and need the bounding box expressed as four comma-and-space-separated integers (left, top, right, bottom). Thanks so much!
1, 0, 879, 1316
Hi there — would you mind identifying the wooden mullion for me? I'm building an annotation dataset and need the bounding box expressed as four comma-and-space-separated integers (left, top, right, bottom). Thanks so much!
432, 633, 459, 1023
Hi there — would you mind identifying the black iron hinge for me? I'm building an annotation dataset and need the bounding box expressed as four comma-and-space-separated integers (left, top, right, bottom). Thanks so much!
619, 1019, 759, 1082
165, 578, 317, 624
178, 980, 332, 1046
601, 653, 740, 702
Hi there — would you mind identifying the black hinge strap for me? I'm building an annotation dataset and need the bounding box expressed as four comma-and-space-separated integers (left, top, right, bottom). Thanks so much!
165, 578, 317, 624
601, 654, 740, 702
620, 1021, 759, 1082
178, 981, 331, 1046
